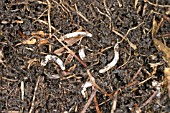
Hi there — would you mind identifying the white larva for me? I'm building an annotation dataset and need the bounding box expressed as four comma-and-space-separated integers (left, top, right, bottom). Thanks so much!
99, 43, 119, 73
62, 31, 92, 39
41, 55, 65, 70
79, 48, 86, 60
81, 81, 93, 98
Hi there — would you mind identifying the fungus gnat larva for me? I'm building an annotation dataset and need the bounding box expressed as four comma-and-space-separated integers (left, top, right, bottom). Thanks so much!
99, 43, 119, 73
79, 46, 86, 60
61, 31, 92, 40
41, 55, 65, 70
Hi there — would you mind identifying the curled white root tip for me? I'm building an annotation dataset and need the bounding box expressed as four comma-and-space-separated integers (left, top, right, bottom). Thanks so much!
41, 55, 65, 70
99, 43, 119, 73
81, 81, 93, 98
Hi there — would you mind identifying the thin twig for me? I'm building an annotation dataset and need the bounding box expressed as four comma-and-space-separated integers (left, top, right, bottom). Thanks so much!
46, 0, 52, 38
103, 0, 111, 17
156, 33, 170, 38
138, 75, 154, 86
125, 80, 139, 89
53, 34, 87, 67
95, 7, 111, 21
87, 69, 106, 94
116, 0, 122, 7
92, 86, 101, 113
132, 67, 142, 81
112, 22, 144, 50
34, 19, 60, 34
46, 0, 52, 52
163, 15, 170, 23
74, 4, 93, 25
81, 88, 97, 113
111, 91, 118, 113
103, 0, 112, 29
145, 0, 170, 8
124, 22, 144, 38
32, 9, 48, 23
29, 76, 41, 113
140, 90, 158, 108
62, 2, 93, 25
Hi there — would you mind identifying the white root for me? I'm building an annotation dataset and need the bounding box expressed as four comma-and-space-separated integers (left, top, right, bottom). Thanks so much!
152, 80, 161, 98
81, 81, 93, 98
41, 55, 65, 70
99, 43, 119, 73
21, 81, 24, 101
61, 31, 92, 40
79, 47, 86, 60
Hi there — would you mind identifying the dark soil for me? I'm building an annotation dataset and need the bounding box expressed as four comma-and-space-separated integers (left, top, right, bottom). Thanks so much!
1, 0, 170, 113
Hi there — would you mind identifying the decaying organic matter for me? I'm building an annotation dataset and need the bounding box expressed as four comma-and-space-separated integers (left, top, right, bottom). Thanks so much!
1, 0, 170, 113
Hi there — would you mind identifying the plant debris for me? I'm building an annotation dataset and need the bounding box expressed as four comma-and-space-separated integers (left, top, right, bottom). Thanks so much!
1, 0, 170, 112
164, 68, 170, 98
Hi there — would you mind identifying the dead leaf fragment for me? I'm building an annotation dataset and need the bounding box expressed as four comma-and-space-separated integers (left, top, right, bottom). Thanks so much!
64, 53, 73, 65
54, 31, 92, 56
152, 17, 170, 66
22, 38, 37, 45
152, 38, 170, 66
164, 68, 170, 98
127, 38, 137, 50
54, 47, 66, 56
62, 31, 92, 46
68, 64, 77, 72
38, 39, 49, 46
152, 17, 164, 38
54, 36, 82, 56
149, 62, 164, 68
64, 36, 82, 46
166, 8, 170, 15
31, 31, 45, 37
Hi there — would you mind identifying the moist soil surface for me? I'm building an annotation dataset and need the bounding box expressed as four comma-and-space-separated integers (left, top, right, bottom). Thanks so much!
0, 0, 170, 113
